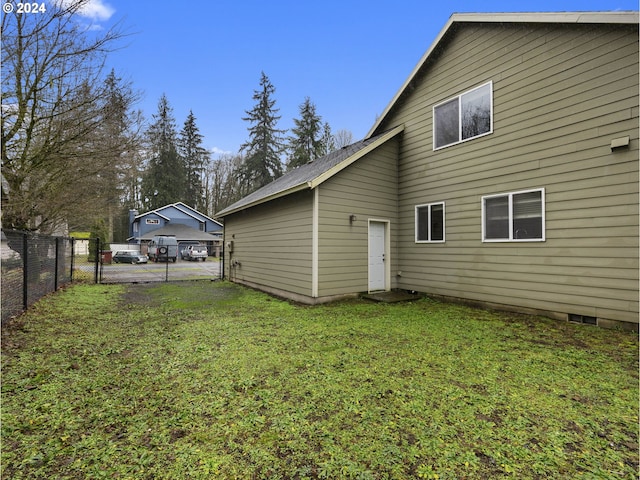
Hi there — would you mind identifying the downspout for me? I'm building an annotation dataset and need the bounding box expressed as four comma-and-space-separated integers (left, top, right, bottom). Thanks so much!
221, 224, 225, 280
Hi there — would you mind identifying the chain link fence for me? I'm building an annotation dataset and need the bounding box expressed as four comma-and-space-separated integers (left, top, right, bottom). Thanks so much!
97, 242, 222, 284
1, 229, 75, 325
2, 231, 224, 324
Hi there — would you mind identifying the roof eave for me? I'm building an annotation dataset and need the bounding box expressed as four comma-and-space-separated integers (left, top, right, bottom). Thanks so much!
134, 211, 171, 222
172, 202, 224, 226
215, 182, 311, 218
215, 124, 405, 218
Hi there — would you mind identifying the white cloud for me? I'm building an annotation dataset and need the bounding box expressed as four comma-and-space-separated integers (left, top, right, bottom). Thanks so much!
55, 0, 115, 21
210, 147, 233, 156
79, 0, 114, 21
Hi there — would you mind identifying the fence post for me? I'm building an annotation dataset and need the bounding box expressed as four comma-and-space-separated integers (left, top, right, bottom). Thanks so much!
70, 237, 75, 282
54, 237, 60, 291
22, 232, 28, 310
94, 237, 100, 284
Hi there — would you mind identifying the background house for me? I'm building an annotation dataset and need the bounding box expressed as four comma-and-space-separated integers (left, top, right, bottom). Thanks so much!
129, 202, 223, 256
216, 12, 639, 329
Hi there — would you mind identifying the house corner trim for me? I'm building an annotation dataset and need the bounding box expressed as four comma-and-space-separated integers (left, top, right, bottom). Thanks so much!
312, 187, 319, 297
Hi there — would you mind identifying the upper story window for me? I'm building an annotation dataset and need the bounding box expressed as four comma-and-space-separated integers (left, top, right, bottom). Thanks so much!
415, 202, 445, 243
433, 81, 493, 150
482, 188, 545, 242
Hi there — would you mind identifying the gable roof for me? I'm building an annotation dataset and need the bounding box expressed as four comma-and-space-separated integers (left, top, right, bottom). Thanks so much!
367, 11, 639, 138
135, 202, 223, 227
215, 125, 404, 217
170, 202, 223, 227
135, 210, 171, 222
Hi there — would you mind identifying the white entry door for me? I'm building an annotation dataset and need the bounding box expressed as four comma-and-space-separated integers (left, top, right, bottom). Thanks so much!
368, 221, 387, 292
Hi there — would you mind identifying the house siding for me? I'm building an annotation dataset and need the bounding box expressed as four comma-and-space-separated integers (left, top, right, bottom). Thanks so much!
223, 190, 314, 297
379, 22, 638, 324
317, 138, 400, 297
138, 213, 166, 238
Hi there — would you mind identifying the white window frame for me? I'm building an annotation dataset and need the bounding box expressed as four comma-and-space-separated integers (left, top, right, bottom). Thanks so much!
433, 81, 493, 150
146, 218, 160, 225
415, 202, 445, 243
481, 188, 545, 242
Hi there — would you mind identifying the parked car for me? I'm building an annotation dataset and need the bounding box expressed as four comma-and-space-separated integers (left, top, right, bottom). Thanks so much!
113, 250, 148, 264
180, 244, 208, 261
178, 240, 200, 255
147, 235, 178, 262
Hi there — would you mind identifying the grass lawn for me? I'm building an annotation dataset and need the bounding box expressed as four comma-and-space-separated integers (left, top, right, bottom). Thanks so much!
1, 281, 638, 479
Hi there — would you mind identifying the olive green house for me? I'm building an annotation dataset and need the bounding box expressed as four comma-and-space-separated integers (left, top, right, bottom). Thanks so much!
216, 12, 639, 329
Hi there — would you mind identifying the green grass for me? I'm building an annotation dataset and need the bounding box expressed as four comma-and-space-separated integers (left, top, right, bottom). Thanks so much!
1, 282, 638, 479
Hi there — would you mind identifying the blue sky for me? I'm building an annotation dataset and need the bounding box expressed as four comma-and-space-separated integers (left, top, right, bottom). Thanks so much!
86, 0, 637, 155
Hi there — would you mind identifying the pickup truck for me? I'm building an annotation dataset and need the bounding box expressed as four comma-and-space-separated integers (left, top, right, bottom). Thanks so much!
180, 244, 208, 261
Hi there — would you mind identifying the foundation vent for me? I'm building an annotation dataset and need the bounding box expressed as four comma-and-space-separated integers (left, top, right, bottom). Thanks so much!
568, 313, 597, 326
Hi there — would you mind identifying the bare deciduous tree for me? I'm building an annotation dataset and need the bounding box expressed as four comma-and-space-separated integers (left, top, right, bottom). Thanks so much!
203, 152, 245, 216
333, 129, 354, 149
1, 0, 128, 233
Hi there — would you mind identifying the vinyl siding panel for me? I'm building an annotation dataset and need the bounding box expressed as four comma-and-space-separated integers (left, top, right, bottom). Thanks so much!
379, 22, 638, 324
223, 190, 313, 297
317, 139, 400, 297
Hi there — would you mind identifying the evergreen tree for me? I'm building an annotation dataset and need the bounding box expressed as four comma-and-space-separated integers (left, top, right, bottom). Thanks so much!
92, 69, 141, 241
286, 97, 324, 170
178, 110, 209, 210
101, 71, 145, 223
240, 72, 285, 191
141, 94, 186, 210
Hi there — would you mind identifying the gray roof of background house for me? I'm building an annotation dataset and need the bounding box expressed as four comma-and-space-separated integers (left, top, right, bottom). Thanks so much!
215, 125, 404, 217
140, 223, 222, 242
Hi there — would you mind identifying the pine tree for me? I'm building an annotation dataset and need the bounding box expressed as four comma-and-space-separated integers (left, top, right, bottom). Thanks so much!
178, 110, 209, 210
286, 97, 324, 170
240, 72, 285, 191
141, 94, 186, 210
93, 70, 138, 241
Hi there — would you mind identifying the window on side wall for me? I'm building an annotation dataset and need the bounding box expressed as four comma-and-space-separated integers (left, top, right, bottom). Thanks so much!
434, 81, 493, 150
482, 188, 545, 242
415, 202, 445, 243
